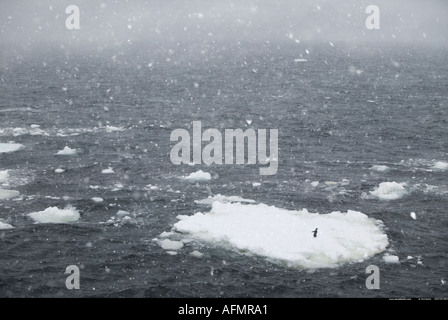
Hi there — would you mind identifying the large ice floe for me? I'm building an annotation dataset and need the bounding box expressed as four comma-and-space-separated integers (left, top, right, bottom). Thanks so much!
159, 200, 389, 269
28, 206, 80, 223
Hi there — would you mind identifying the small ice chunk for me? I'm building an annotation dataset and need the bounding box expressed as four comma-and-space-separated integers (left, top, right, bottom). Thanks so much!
195, 194, 255, 205
28, 206, 80, 223
55, 168, 65, 173
370, 182, 408, 200
0, 170, 9, 183
0, 143, 24, 153
159, 231, 175, 238
166, 251, 178, 255
116, 210, 130, 218
159, 239, 184, 250
252, 182, 261, 187
410, 212, 417, 220
383, 254, 399, 264
0, 221, 14, 230
30, 124, 40, 128
105, 125, 124, 132
0, 189, 20, 200
311, 181, 319, 187
433, 161, 448, 170
184, 170, 211, 182
91, 197, 104, 203
55, 146, 77, 156
294, 58, 308, 62
369, 165, 390, 172
190, 250, 203, 258
101, 167, 115, 174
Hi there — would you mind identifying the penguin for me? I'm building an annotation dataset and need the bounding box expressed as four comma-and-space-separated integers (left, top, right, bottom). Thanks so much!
312, 228, 318, 238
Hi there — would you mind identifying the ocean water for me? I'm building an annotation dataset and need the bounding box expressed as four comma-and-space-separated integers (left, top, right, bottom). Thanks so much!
0, 41, 447, 297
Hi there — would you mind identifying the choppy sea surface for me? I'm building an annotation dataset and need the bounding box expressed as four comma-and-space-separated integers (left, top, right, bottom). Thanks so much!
0, 41, 447, 297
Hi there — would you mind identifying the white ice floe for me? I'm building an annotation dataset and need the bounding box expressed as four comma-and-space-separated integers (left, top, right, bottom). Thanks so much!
55, 168, 65, 173
294, 58, 308, 62
0, 170, 9, 183
252, 182, 261, 187
55, 146, 77, 155
0, 143, 24, 153
101, 167, 115, 174
190, 250, 203, 258
0, 221, 14, 230
195, 194, 255, 205
383, 254, 399, 264
105, 125, 125, 132
158, 239, 184, 251
116, 210, 131, 218
28, 206, 80, 223
91, 197, 104, 203
0, 189, 20, 200
410, 212, 417, 220
432, 161, 448, 170
168, 201, 388, 269
184, 170, 211, 182
369, 165, 390, 172
370, 182, 408, 200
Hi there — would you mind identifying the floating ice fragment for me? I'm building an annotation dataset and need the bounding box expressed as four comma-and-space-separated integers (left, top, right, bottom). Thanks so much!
184, 170, 211, 182
0, 221, 14, 229
370, 182, 408, 200
169, 201, 388, 269
101, 167, 115, 174
28, 206, 80, 223
0, 189, 20, 200
0, 143, 24, 153
433, 161, 448, 170
383, 254, 399, 264
159, 239, 184, 250
55, 146, 77, 156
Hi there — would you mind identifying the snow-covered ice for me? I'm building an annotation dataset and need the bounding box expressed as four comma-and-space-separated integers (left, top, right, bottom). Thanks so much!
0, 189, 20, 200
433, 161, 448, 170
158, 239, 184, 251
0, 143, 24, 153
0, 221, 14, 230
101, 167, 115, 174
383, 254, 399, 264
55, 146, 77, 156
195, 194, 255, 205
28, 206, 80, 223
184, 170, 211, 182
370, 182, 408, 200
0, 170, 9, 183
168, 201, 388, 269
369, 165, 390, 172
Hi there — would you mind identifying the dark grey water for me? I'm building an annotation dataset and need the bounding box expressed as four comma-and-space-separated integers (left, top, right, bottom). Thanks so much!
0, 41, 447, 297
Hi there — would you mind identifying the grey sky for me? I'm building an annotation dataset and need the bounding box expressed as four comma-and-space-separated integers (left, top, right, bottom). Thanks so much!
0, 0, 447, 47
